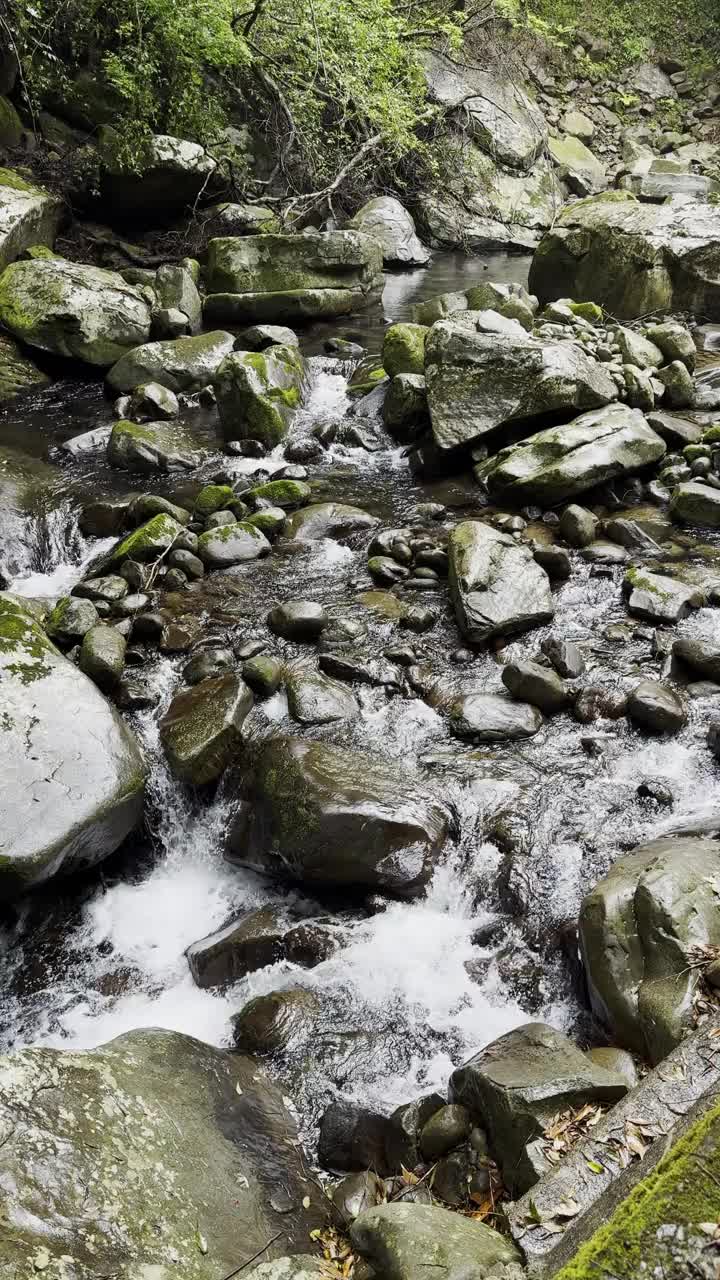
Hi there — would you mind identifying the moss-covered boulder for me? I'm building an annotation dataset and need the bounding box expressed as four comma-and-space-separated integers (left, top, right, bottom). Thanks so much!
247, 478, 311, 508
197, 520, 271, 567
0, 168, 63, 271
214, 344, 307, 446
227, 735, 449, 896
383, 373, 429, 442
160, 673, 253, 784
0, 258, 152, 365
448, 520, 554, 642
382, 323, 428, 377
426, 317, 618, 450
548, 133, 607, 195
45, 595, 98, 644
107, 513, 185, 566
348, 196, 430, 266
106, 330, 235, 393
204, 229, 384, 323
107, 418, 199, 473
99, 132, 218, 222
0, 1028, 329, 1277
450, 1023, 628, 1194
579, 836, 720, 1063
474, 405, 666, 505
0, 332, 49, 400
351, 1202, 520, 1280
670, 480, 720, 528
0, 594, 146, 893
529, 194, 720, 321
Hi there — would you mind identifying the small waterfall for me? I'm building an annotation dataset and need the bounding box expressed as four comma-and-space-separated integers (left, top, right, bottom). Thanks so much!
7, 497, 115, 599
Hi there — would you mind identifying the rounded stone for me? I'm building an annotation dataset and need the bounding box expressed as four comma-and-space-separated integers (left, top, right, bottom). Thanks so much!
627, 680, 686, 734
419, 1104, 472, 1161
267, 600, 328, 642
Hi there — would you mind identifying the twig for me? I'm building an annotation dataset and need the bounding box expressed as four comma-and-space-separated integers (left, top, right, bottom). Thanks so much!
220, 1230, 283, 1279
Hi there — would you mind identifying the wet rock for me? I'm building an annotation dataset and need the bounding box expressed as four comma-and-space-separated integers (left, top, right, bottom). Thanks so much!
0, 170, 62, 273
319, 652, 403, 690
268, 600, 328, 641
228, 736, 449, 896
351, 1202, 520, 1280
626, 680, 686, 734
127, 493, 191, 526
586, 1047, 638, 1089
383, 373, 429, 442
283, 502, 379, 543
237, 323, 299, 350
45, 595, 98, 645
426, 317, 617, 451
246, 478, 311, 508
448, 692, 543, 741
0, 1028, 328, 1275
709, 721, 720, 761
670, 480, 720, 528
432, 1148, 473, 1206
168, 548, 204, 580
79, 624, 126, 691
242, 653, 283, 697
285, 665, 359, 725
532, 544, 571, 579
400, 604, 437, 633
450, 1022, 628, 1194
107, 513, 185, 566
0, 331, 50, 401
204, 230, 384, 323
368, 554, 410, 584
187, 906, 286, 988
73, 574, 129, 604
0, 259, 152, 366
319, 1101, 391, 1175
502, 659, 570, 714
382, 323, 428, 377
284, 921, 338, 967
623, 568, 701, 623
449, 520, 554, 642
106, 330, 235, 395
420, 1104, 471, 1160
332, 1170, 386, 1222
646, 410, 702, 448
197, 521, 271, 567
636, 778, 674, 808
476, 405, 665, 505
108, 417, 198, 473
385, 1094, 446, 1173
541, 635, 584, 678
0, 595, 146, 893
127, 380, 180, 421
646, 321, 696, 370
674, 637, 720, 683
580, 836, 720, 1062
573, 685, 627, 723
349, 196, 430, 266
656, 358, 694, 408
182, 646, 234, 685
159, 673, 253, 784
232, 987, 320, 1054
559, 503, 599, 548
214, 344, 307, 447
530, 195, 720, 322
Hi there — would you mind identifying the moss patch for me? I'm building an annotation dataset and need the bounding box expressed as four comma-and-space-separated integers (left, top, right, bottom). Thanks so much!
0, 595, 54, 685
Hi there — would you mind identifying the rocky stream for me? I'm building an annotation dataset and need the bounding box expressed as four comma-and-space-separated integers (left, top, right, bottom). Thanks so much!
2, 58, 720, 1280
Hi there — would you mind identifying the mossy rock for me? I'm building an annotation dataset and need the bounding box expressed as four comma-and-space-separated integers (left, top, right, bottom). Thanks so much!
0, 96, 23, 147
214, 343, 307, 447
108, 513, 185, 565
194, 483, 235, 517
0, 332, 49, 401
382, 323, 428, 377
246, 479, 311, 509
347, 354, 387, 398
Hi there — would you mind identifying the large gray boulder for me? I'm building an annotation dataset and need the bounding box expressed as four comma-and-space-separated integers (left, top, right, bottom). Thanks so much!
99, 133, 217, 221
547, 133, 607, 195
348, 196, 430, 265
425, 315, 618, 450
474, 405, 666, 505
351, 1202, 521, 1280
529, 193, 720, 321
204, 230, 384, 323
0, 170, 63, 270
282, 502, 379, 542
670, 480, 720, 528
449, 520, 554, 642
107, 418, 200, 472
418, 149, 562, 253
106, 330, 235, 393
227, 736, 449, 897
0, 1029, 329, 1278
422, 51, 546, 170
214, 344, 308, 446
0, 594, 146, 893
448, 691, 543, 741
450, 1023, 629, 1194
0, 259, 152, 366
580, 837, 720, 1064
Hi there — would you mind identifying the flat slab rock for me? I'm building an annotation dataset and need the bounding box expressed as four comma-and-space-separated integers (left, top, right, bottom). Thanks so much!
351, 1201, 521, 1280
507, 1016, 720, 1276
624, 568, 702, 623
449, 519, 555, 642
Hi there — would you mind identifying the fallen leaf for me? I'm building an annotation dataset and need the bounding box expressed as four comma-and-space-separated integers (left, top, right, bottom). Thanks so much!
586, 1159, 604, 1174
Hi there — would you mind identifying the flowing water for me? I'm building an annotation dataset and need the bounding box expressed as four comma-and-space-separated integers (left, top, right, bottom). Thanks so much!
2, 251, 720, 1139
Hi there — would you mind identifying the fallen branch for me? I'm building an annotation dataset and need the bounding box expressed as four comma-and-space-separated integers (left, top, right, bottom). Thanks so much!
281, 132, 384, 220
220, 1230, 283, 1280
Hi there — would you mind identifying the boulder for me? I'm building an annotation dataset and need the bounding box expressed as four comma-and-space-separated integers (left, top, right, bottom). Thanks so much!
204, 230, 384, 323
382, 322, 428, 377
0, 594, 146, 893
201, 202, 281, 237
475, 405, 666, 505
126, 380, 180, 420
0, 332, 49, 400
232, 987, 320, 1054
214, 344, 307, 447
530, 194, 720, 321
154, 261, 202, 334
448, 520, 554, 642
559, 504, 598, 548
267, 600, 328, 641
197, 521, 271, 568
419, 1104, 471, 1160
282, 502, 379, 542
99, 133, 217, 221
502, 659, 570, 714
450, 1023, 628, 1193
106, 330, 235, 393
0, 169, 63, 271
186, 906, 286, 989
547, 133, 607, 195
448, 691, 543, 741
159, 673, 253, 784
580, 837, 720, 1062
422, 51, 546, 170
425, 316, 617, 450
0, 1029, 328, 1276
45, 595, 99, 645
0, 258, 152, 365
670, 480, 720, 528
673, 637, 720, 683
319, 1101, 391, 1174
623, 567, 701, 623
107, 418, 199, 472
285, 665, 359, 725
383, 373, 428, 441
227, 736, 449, 897
238, 323, 299, 351
79, 623, 126, 690
349, 196, 430, 265
106, 513, 185, 566
351, 1203, 521, 1280
626, 680, 686, 734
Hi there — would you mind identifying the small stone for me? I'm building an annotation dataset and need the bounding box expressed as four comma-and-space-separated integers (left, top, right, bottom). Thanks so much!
242, 654, 283, 697
419, 1104, 471, 1161
267, 600, 328, 641
559, 504, 598, 548
627, 680, 686, 734
540, 635, 584, 678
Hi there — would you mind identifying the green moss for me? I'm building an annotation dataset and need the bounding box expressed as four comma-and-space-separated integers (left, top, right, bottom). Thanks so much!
194, 484, 235, 516
0, 595, 54, 684
556, 1101, 720, 1280
0, 167, 41, 193
246, 479, 310, 508
702, 424, 720, 443
568, 300, 603, 322
110, 513, 182, 564
382, 322, 428, 378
